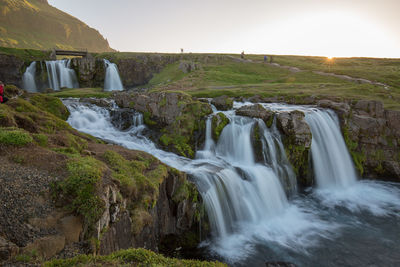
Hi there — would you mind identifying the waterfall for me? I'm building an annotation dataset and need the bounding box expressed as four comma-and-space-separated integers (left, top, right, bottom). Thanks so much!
22, 61, 38, 92
104, 59, 124, 91
305, 109, 358, 188
193, 114, 295, 238
45, 59, 79, 91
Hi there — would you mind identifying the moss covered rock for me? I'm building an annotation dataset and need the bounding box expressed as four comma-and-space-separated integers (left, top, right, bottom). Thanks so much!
276, 110, 312, 186
211, 95, 233, 111
212, 112, 229, 141
114, 91, 212, 158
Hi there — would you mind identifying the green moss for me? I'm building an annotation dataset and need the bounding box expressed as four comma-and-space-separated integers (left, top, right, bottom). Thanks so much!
30, 94, 70, 120
43, 247, 226, 267
342, 125, 365, 175
266, 114, 274, 128
52, 157, 105, 227
0, 128, 32, 146
212, 112, 229, 141
48, 88, 112, 99
143, 111, 157, 126
33, 133, 48, 147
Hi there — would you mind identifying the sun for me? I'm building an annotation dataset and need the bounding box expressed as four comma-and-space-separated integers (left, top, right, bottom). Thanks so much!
327, 56, 333, 60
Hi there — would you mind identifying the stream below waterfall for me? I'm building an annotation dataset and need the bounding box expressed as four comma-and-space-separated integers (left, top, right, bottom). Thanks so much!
63, 99, 400, 267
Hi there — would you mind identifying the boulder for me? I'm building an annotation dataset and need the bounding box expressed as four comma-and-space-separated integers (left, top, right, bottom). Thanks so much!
211, 95, 233, 111
276, 111, 311, 147
236, 104, 274, 127
212, 112, 230, 141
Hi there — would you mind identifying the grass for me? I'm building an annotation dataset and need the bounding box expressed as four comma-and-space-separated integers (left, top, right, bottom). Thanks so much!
53, 156, 105, 226
0, 127, 32, 146
146, 55, 400, 110
246, 54, 400, 89
0, 46, 50, 63
48, 88, 112, 98
43, 247, 226, 267
0, 0, 113, 52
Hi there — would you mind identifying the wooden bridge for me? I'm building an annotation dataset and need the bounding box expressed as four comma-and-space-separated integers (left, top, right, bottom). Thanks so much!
52, 48, 89, 58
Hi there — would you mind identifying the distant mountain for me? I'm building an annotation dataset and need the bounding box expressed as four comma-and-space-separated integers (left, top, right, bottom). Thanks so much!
0, 0, 114, 52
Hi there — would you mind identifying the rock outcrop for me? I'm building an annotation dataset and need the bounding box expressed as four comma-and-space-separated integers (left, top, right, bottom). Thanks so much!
114, 91, 212, 157
71, 57, 105, 88
0, 54, 25, 88
236, 104, 274, 127
211, 95, 233, 111
317, 99, 400, 181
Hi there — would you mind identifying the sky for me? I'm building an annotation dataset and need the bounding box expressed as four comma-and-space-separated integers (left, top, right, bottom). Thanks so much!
48, 0, 400, 58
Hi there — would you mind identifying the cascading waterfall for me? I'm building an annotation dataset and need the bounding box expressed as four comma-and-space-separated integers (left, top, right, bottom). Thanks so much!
45, 59, 79, 91
63, 99, 400, 266
22, 61, 38, 92
104, 59, 124, 91
194, 114, 293, 238
305, 109, 357, 188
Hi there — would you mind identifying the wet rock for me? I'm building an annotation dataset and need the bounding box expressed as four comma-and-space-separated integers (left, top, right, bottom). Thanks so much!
114, 91, 212, 157
212, 112, 229, 141
71, 58, 105, 88
236, 104, 274, 126
276, 111, 311, 147
211, 95, 233, 111
276, 110, 312, 186
80, 97, 113, 108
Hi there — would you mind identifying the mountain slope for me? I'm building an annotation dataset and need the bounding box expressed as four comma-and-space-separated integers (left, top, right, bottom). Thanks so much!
0, 0, 114, 52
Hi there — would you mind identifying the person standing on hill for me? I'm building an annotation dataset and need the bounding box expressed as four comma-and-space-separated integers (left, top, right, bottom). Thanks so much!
0, 82, 8, 104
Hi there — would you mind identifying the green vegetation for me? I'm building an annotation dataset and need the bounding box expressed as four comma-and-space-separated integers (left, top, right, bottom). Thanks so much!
0, 127, 32, 146
145, 55, 400, 110
212, 112, 230, 141
43, 248, 226, 267
0, 0, 113, 52
48, 88, 112, 99
0, 46, 50, 63
30, 94, 70, 120
342, 125, 366, 176
53, 156, 105, 227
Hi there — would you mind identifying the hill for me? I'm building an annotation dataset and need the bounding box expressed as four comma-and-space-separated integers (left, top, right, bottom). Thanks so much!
0, 0, 114, 52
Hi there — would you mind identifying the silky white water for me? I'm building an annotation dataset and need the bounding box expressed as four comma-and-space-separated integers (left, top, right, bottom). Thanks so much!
104, 59, 124, 91
22, 61, 37, 92
63, 99, 400, 266
305, 109, 357, 188
46, 59, 79, 90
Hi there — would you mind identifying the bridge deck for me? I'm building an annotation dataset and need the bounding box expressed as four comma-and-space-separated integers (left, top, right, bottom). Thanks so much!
54, 50, 88, 57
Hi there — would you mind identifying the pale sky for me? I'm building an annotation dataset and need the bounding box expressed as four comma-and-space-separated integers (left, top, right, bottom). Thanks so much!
48, 0, 400, 58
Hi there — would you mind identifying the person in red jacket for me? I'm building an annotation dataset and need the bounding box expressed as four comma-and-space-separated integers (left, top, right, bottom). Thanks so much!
0, 81, 8, 104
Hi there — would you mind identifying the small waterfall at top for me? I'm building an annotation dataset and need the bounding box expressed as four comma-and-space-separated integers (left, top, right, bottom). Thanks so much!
22, 61, 38, 92
45, 59, 79, 91
104, 59, 124, 91
305, 109, 358, 188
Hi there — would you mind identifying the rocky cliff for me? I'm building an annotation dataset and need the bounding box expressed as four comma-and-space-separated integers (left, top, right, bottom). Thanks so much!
0, 92, 205, 263
241, 96, 400, 184
114, 91, 212, 158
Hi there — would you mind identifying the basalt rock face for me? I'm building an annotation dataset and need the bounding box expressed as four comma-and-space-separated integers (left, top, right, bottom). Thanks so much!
113, 91, 212, 158
70, 57, 105, 88
0, 54, 24, 87
318, 99, 400, 181
99, 171, 203, 255
102, 54, 180, 88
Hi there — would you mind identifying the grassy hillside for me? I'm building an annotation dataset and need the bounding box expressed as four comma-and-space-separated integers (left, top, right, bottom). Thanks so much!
0, 0, 114, 52
144, 55, 400, 110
